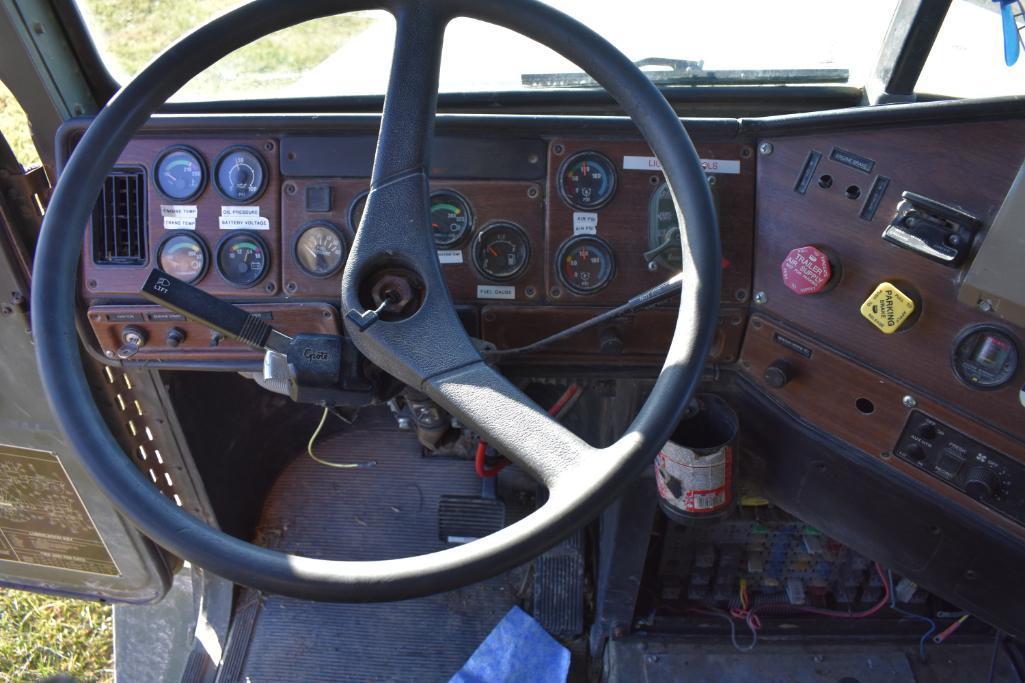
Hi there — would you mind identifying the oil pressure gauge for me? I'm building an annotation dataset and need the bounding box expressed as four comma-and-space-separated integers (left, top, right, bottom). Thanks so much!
214, 145, 267, 203
556, 235, 615, 294
294, 222, 346, 278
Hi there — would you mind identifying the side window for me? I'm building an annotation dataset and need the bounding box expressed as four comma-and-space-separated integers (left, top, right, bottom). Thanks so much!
0, 80, 41, 168
917, 0, 1025, 97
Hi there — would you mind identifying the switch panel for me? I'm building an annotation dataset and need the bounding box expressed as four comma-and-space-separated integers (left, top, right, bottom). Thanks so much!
895, 411, 1025, 525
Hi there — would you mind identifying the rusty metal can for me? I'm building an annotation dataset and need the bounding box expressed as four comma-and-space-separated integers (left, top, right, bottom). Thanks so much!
655, 394, 739, 525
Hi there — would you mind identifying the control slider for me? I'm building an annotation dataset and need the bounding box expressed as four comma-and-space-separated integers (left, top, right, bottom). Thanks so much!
140, 269, 292, 354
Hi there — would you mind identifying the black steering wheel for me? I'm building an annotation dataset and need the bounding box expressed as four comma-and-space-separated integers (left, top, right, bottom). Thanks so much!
32, 0, 720, 601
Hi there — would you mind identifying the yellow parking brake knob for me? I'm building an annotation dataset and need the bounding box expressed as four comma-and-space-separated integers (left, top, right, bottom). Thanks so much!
860, 282, 916, 334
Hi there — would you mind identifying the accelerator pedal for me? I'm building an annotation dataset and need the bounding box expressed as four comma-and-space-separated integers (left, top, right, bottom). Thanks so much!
533, 531, 585, 637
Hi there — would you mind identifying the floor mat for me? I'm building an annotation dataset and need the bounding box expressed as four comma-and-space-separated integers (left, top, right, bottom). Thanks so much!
219, 407, 530, 682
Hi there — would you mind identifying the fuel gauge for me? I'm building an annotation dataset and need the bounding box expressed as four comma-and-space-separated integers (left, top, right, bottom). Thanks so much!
472, 222, 530, 281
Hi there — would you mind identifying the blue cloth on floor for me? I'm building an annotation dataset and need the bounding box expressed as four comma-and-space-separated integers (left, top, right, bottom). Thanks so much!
450, 605, 570, 683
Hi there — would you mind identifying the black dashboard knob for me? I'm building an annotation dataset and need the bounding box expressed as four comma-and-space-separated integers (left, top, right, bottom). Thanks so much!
904, 443, 926, 462
763, 359, 793, 389
964, 466, 996, 501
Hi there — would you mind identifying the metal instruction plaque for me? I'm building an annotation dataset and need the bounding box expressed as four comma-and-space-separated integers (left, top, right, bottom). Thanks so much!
0, 444, 119, 576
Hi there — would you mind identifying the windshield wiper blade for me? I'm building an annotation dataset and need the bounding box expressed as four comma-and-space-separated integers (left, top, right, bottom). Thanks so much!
521, 57, 849, 88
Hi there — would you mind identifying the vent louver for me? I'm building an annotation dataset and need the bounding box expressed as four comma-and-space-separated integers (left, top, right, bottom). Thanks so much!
91, 167, 146, 265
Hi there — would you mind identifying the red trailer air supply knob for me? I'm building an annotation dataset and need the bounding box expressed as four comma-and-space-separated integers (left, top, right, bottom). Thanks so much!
781, 245, 834, 296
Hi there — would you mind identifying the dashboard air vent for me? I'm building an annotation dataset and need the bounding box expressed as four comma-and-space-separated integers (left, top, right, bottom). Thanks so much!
92, 167, 146, 265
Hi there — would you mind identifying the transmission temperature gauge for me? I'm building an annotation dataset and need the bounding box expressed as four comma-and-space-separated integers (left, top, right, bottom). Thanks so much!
472, 222, 530, 281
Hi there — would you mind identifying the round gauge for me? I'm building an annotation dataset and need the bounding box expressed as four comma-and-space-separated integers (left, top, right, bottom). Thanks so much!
157, 233, 208, 284
430, 190, 473, 247
214, 146, 267, 203
216, 231, 269, 288
349, 191, 369, 231
648, 182, 682, 269
154, 146, 206, 201
951, 325, 1019, 390
472, 222, 530, 281
556, 235, 615, 294
293, 222, 346, 278
558, 151, 617, 210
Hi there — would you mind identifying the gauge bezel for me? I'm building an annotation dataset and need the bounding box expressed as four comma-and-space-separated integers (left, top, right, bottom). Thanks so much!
214, 230, 270, 289
156, 232, 209, 284
348, 189, 369, 232
950, 324, 1021, 391
557, 150, 618, 211
153, 144, 207, 202
213, 145, 268, 204
430, 189, 474, 248
555, 234, 616, 295
292, 221, 347, 279
471, 221, 531, 282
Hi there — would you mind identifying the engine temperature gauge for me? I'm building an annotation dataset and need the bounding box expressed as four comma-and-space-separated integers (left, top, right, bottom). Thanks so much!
216, 231, 269, 288
472, 222, 530, 281
154, 146, 206, 201
558, 151, 617, 210
556, 236, 615, 294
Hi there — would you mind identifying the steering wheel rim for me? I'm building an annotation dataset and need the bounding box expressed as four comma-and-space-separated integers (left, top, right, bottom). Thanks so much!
32, 0, 720, 601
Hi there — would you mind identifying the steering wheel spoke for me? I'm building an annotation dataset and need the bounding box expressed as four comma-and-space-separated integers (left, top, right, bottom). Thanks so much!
425, 361, 591, 488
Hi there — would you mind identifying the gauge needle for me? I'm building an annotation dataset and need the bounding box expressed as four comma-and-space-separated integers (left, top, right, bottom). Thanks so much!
488, 246, 498, 257
304, 244, 319, 257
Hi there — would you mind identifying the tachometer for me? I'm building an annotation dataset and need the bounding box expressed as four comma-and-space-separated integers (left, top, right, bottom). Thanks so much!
294, 222, 346, 278
472, 222, 530, 281
430, 190, 473, 247
214, 146, 267, 203
157, 233, 208, 284
154, 146, 206, 201
556, 236, 615, 294
216, 231, 269, 288
348, 191, 368, 231
558, 151, 617, 210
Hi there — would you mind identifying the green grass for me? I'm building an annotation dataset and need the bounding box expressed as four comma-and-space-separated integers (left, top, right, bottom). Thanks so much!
0, 589, 112, 682
0, 2, 376, 679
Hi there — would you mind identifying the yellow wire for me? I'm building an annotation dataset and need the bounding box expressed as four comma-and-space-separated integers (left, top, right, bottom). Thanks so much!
306, 406, 365, 469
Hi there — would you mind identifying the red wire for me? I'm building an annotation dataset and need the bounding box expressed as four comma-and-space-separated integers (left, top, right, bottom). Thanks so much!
475, 384, 580, 478
736, 562, 891, 631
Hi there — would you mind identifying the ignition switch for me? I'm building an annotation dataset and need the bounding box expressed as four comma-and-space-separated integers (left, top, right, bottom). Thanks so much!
117, 326, 147, 359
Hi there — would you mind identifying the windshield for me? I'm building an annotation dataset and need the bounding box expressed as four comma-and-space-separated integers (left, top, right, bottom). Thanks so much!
75, 1, 902, 101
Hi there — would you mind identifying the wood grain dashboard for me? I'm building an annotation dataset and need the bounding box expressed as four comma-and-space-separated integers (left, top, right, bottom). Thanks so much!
72, 121, 754, 364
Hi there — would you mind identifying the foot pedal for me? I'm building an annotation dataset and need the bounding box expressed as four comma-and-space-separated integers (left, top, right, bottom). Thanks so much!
438, 478, 506, 544
533, 531, 584, 637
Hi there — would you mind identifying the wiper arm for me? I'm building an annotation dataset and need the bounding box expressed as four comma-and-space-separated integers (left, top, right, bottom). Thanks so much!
521, 57, 849, 88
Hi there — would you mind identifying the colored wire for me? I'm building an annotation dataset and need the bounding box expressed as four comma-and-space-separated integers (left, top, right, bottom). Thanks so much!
689, 607, 758, 653
739, 562, 891, 635
307, 406, 376, 469
886, 569, 936, 661
932, 614, 969, 644
476, 384, 581, 478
